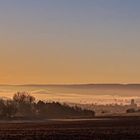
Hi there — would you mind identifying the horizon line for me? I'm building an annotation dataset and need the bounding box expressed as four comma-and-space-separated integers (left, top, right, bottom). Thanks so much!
0, 83, 140, 86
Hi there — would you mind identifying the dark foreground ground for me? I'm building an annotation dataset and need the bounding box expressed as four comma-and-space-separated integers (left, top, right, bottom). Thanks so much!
0, 116, 140, 140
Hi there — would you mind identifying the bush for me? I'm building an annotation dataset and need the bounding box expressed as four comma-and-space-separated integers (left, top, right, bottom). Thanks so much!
126, 108, 136, 113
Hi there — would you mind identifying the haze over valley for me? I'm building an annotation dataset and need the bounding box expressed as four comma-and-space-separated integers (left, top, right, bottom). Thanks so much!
0, 84, 140, 105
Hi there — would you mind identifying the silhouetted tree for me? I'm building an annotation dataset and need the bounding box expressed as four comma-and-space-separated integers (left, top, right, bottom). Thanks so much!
0, 92, 95, 119
36, 100, 47, 117
0, 99, 17, 118
13, 92, 35, 104
13, 92, 35, 117
4, 100, 17, 118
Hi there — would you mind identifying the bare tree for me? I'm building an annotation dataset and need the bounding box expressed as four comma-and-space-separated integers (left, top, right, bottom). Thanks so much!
13, 92, 35, 117
0, 99, 17, 118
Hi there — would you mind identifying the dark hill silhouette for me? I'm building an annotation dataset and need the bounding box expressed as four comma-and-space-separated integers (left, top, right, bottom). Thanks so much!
0, 92, 95, 119
36, 101, 95, 119
11, 83, 140, 90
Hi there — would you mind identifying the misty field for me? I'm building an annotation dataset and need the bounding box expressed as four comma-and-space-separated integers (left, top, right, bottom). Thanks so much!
0, 117, 139, 140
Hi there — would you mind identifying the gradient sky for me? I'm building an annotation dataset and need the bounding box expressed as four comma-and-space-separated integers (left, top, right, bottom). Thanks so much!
0, 0, 140, 84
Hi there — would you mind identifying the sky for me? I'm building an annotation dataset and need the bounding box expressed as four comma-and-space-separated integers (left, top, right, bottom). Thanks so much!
0, 0, 140, 84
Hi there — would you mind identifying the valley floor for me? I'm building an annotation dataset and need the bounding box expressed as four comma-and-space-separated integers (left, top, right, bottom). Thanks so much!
0, 116, 140, 140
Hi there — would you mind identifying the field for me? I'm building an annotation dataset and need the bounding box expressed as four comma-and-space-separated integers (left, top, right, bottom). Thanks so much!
0, 116, 140, 140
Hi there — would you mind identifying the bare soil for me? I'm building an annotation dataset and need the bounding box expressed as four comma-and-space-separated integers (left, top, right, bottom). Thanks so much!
0, 116, 139, 140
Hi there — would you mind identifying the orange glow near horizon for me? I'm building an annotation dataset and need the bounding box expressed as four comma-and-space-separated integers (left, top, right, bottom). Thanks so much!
0, 1, 140, 84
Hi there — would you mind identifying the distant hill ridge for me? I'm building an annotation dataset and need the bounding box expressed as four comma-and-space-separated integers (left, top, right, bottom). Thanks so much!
1, 84, 140, 90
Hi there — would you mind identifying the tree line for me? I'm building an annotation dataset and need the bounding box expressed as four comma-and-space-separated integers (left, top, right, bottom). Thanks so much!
0, 92, 95, 119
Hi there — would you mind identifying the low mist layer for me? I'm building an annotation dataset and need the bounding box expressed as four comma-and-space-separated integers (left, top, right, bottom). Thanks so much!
0, 84, 140, 105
